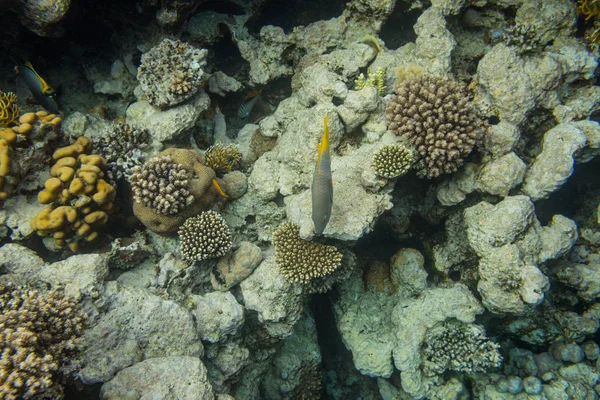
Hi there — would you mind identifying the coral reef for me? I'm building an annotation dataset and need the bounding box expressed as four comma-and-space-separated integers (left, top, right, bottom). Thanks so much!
137, 38, 208, 109
129, 148, 220, 235
129, 155, 194, 215
0, 282, 86, 399
178, 210, 233, 262
19, 0, 71, 37
0, 91, 19, 127
93, 122, 149, 180
354, 67, 386, 95
421, 320, 502, 376
387, 76, 482, 179
273, 221, 342, 284
372, 144, 413, 179
31, 137, 116, 252
204, 144, 242, 174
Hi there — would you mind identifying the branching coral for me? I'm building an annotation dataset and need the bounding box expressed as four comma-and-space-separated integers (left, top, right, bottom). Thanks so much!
0, 91, 19, 127
387, 76, 482, 179
0, 282, 86, 399
178, 210, 233, 261
137, 38, 208, 108
578, 0, 600, 50
421, 320, 502, 376
204, 144, 242, 174
93, 122, 149, 180
31, 137, 117, 251
273, 221, 342, 284
129, 155, 194, 216
355, 67, 387, 95
372, 144, 413, 179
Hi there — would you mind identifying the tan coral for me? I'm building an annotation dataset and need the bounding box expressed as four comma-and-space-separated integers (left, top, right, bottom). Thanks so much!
131, 148, 221, 235
31, 137, 116, 251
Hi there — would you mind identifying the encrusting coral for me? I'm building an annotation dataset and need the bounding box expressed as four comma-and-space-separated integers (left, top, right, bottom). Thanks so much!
204, 143, 242, 174
178, 210, 233, 261
130, 148, 221, 235
129, 155, 194, 215
31, 137, 117, 252
273, 221, 343, 284
387, 76, 482, 179
137, 38, 208, 108
93, 122, 149, 181
421, 320, 502, 376
1, 111, 62, 206
0, 282, 86, 399
372, 144, 413, 179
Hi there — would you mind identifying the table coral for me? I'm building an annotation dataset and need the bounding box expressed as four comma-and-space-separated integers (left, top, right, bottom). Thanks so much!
178, 210, 233, 261
31, 137, 116, 252
387, 76, 482, 179
0, 281, 86, 400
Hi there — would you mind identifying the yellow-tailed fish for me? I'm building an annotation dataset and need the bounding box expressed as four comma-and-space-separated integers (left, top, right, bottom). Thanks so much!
312, 115, 333, 235
14, 60, 60, 114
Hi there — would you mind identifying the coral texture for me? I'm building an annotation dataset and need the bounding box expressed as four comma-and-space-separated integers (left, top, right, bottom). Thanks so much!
178, 210, 233, 261
0, 92, 19, 127
387, 76, 481, 179
372, 144, 413, 179
31, 137, 116, 252
130, 148, 219, 235
273, 221, 342, 284
204, 144, 242, 174
20, 0, 71, 37
0, 282, 86, 399
421, 321, 502, 376
137, 38, 208, 108
93, 122, 149, 180
129, 155, 194, 215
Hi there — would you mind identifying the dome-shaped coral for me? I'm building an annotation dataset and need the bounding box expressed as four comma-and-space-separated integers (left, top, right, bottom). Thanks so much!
387, 76, 482, 179
372, 144, 413, 179
178, 210, 233, 261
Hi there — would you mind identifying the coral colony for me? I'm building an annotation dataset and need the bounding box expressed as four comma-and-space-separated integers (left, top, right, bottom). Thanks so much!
0, 0, 600, 399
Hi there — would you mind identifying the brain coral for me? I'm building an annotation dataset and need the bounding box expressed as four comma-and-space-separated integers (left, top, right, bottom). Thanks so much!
387, 76, 482, 179
137, 38, 208, 108
178, 210, 233, 261
0, 282, 86, 399
130, 148, 221, 235
273, 221, 342, 284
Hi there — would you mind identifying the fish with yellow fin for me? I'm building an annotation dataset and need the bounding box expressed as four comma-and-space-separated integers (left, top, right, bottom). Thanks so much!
12, 56, 60, 114
311, 115, 333, 235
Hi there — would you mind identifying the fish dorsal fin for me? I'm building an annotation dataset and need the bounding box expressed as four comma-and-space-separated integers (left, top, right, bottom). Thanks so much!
24, 61, 53, 94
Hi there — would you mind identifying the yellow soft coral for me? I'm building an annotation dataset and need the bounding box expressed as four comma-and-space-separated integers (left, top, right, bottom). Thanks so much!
578, 0, 600, 20
0, 92, 19, 127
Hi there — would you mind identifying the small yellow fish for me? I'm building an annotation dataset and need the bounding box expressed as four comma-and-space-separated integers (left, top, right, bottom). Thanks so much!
311, 115, 333, 235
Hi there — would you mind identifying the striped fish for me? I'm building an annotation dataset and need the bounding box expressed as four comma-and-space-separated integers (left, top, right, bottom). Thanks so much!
311, 115, 333, 235
238, 90, 261, 119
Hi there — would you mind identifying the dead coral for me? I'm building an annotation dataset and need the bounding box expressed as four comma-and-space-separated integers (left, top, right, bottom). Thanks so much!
387, 76, 482, 179
0, 282, 86, 400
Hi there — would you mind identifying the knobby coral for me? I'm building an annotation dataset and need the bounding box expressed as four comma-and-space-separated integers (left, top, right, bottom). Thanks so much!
0, 282, 86, 399
137, 38, 208, 108
204, 144, 242, 174
372, 144, 413, 179
178, 210, 233, 261
0, 91, 19, 127
387, 76, 482, 179
273, 221, 343, 284
129, 155, 194, 215
31, 137, 117, 251
93, 122, 149, 181
421, 320, 502, 376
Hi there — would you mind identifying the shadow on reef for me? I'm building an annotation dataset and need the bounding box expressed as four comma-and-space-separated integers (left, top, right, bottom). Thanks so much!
378, 1, 421, 49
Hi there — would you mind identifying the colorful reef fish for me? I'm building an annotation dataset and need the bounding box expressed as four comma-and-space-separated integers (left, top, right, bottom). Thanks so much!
238, 89, 262, 119
311, 115, 333, 235
13, 59, 60, 114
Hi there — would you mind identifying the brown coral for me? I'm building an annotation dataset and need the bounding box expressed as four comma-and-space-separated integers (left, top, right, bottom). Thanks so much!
31, 137, 116, 251
387, 76, 482, 179
131, 148, 222, 235
0, 282, 86, 399
178, 210, 233, 261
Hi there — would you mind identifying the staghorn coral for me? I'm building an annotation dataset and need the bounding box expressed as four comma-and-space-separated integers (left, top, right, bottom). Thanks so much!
0, 91, 19, 127
387, 76, 482, 179
421, 320, 502, 376
0, 282, 86, 399
273, 221, 342, 284
354, 67, 387, 95
372, 144, 413, 179
178, 210, 233, 261
131, 148, 220, 235
93, 122, 149, 181
129, 155, 194, 216
204, 144, 242, 174
137, 38, 208, 109
31, 137, 116, 252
